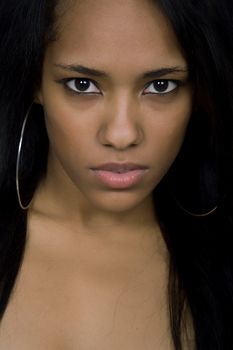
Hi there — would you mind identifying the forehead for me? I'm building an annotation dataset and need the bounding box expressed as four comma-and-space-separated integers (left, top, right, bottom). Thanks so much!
47, 0, 186, 73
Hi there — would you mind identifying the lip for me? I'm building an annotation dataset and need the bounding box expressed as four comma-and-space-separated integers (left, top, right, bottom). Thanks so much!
91, 162, 148, 172
90, 163, 149, 189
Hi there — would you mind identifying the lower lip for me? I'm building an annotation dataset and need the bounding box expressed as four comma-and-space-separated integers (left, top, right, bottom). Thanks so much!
90, 169, 148, 189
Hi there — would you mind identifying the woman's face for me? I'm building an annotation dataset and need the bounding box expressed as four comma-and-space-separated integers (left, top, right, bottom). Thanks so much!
37, 0, 193, 214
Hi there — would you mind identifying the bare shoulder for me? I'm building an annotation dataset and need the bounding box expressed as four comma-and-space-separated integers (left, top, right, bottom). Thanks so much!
0, 211, 195, 350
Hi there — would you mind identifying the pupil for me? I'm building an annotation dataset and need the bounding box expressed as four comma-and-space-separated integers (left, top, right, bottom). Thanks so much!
75, 79, 90, 91
154, 81, 168, 92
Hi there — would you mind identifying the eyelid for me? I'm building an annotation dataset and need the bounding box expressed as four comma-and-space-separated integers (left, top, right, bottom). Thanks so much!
57, 77, 102, 94
56, 77, 185, 96
142, 79, 183, 95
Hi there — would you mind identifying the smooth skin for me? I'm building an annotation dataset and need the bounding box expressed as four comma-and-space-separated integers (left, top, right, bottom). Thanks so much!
0, 1, 194, 349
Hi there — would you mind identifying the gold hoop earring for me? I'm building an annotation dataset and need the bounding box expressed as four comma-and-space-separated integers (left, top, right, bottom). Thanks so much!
165, 174, 218, 217
174, 199, 218, 217
16, 104, 33, 210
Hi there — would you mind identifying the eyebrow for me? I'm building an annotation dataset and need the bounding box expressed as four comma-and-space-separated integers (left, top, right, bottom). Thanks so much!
54, 64, 188, 79
55, 64, 108, 77
142, 67, 188, 79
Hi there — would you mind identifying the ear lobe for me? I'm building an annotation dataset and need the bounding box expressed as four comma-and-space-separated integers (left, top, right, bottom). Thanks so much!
34, 91, 44, 105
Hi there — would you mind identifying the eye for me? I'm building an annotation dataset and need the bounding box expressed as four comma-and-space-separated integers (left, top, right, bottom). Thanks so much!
65, 78, 101, 94
143, 80, 179, 95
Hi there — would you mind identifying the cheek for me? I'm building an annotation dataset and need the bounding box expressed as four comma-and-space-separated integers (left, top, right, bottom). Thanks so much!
43, 87, 101, 144
44, 105, 94, 173
40, 79, 100, 152
148, 97, 192, 171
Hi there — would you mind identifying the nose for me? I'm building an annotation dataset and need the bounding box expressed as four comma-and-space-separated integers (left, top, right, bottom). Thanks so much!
98, 94, 143, 150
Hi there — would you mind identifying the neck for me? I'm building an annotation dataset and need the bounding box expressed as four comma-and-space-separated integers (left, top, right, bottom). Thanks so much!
30, 153, 165, 253
29, 163, 168, 265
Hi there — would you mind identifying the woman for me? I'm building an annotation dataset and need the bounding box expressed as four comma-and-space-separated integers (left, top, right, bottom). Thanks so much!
0, 0, 232, 349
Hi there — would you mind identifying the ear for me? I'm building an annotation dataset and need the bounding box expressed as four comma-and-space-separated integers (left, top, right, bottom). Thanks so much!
34, 90, 44, 105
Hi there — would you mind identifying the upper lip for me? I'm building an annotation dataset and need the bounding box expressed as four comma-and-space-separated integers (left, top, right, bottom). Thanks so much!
91, 163, 148, 172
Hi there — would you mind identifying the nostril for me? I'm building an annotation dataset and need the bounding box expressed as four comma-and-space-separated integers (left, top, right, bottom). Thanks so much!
98, 122, 144, 150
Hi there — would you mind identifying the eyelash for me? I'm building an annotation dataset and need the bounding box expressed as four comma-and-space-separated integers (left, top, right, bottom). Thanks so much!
143, 80, 183, 95
58, 77, 183, 96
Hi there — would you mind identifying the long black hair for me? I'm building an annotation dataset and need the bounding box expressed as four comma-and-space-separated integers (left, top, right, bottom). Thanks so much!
0, 1, 233, 349
156, 1, 233, 348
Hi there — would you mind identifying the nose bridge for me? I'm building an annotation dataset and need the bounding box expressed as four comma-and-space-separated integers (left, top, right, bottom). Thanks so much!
99, 92, 143, 149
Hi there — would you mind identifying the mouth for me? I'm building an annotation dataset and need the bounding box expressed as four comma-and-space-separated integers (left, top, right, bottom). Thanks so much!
91, 162, 148, 172
90, 163, 149, 189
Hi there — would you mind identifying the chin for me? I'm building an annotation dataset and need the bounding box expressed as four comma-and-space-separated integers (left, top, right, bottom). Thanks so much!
88, 190, 153, 214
